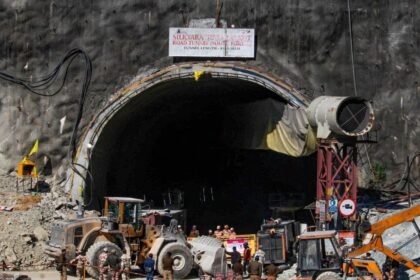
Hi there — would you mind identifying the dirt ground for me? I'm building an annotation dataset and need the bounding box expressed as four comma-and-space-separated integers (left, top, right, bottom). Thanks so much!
1, 271, 202, 280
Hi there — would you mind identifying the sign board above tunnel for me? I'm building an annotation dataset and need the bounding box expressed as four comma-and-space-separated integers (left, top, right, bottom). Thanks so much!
169, 28, 255, 58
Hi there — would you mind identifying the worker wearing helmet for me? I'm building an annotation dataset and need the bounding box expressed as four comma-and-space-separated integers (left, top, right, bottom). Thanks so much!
98, 247, 109, 280
229, 227, 237, 239
214, 225, 223, 239
189, 225, 200, 237
243, 242, 252, 276
177, 225, 186, 238
223, 225, 231, 237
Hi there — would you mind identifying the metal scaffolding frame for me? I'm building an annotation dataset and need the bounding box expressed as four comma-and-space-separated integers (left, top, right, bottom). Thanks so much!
316, 139, 358, 224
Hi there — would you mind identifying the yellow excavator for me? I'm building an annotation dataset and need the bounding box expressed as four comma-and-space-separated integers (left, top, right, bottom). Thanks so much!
296, 204, 420, 279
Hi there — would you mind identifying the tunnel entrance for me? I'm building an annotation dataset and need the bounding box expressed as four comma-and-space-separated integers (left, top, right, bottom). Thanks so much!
86, 77, 315, 233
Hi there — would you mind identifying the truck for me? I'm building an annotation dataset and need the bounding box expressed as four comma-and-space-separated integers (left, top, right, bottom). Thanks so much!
257, 220, 300, 266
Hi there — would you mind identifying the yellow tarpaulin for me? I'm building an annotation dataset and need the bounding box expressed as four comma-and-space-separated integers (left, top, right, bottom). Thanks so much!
266, 106, 317, 157
220, 99, 317, 157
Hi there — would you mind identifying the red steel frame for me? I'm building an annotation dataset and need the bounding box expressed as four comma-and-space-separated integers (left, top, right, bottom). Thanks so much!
316, 139, 358, 222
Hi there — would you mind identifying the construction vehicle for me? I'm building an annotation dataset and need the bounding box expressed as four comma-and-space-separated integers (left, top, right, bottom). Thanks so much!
296, 204, 420, 279
257, 219, 300, 266
216, 219, 300, 270
44, 197, 224, 279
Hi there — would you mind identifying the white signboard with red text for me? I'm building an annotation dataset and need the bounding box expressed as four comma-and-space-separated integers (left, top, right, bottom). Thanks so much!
169, 28, 255, 58
225, 239, 246, 254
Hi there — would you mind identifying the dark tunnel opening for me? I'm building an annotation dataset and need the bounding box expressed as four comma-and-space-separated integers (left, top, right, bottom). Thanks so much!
88, 78, 316, 233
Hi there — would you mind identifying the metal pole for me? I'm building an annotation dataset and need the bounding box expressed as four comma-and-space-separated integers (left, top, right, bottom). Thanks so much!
407, 156, 412, 207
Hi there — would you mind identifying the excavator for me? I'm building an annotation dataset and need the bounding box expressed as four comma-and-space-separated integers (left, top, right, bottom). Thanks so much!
296, 204, 420, 279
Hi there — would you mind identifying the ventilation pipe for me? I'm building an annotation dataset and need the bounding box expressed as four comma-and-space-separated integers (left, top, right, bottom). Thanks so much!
306, 96, 374, 139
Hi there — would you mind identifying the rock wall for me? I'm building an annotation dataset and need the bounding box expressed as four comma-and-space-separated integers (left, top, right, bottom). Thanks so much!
0, 0, 419, 185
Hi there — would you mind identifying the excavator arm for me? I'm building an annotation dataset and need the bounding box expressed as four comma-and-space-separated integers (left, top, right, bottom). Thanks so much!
347, 205, 420, 273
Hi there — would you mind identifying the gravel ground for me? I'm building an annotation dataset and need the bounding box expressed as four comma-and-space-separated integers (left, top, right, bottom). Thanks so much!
0, 174, 71, 271
0, 271, 202, 280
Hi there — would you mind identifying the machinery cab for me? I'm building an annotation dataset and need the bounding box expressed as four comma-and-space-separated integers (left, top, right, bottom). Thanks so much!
103, 196, 144, 237
297, 230, 343, 279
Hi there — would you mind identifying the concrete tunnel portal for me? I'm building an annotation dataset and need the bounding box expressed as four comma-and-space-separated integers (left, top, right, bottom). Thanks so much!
72, 63, 317, 233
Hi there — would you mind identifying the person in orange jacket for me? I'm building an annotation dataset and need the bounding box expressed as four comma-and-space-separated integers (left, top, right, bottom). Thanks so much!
242, 242, 252, 276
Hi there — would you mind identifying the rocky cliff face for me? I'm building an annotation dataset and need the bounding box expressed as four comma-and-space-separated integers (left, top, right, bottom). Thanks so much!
0, 0, 419, 186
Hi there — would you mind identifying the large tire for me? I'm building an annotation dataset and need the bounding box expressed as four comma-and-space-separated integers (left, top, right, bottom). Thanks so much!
85, 241, 123, 278
316, 271, 342, 280
157, 242, 193, 279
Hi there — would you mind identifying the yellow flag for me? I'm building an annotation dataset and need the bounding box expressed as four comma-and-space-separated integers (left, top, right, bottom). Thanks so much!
28, 140, 39, 157
194, 70, 205, 81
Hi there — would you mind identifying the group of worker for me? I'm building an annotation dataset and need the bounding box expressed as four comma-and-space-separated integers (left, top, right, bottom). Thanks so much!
67, 247, 131, 280
213, 224, 237, 239
188, 224, 238, 239
225, 243, 279, 280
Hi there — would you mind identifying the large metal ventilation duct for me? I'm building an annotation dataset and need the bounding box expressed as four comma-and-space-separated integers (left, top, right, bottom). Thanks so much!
306, 96, 374, 139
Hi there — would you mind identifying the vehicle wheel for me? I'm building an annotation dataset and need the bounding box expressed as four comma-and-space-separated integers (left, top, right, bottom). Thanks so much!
85, 241, 122, 278
316, 271, 342, 280
158, 242, 193, 279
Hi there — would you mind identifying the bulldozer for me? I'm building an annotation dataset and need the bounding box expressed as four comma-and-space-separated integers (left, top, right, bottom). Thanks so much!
295, 204, 420, 279
44, 196, 224, 278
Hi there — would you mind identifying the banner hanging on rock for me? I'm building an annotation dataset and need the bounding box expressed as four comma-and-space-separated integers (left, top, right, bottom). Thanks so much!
169, 27, 255, 58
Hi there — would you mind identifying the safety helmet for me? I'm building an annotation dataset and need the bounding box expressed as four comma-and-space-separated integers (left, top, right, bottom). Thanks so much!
243, 242, 249, 247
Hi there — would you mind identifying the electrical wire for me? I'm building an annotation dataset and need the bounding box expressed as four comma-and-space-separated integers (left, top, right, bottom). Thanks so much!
347, 0, 358, 97
0, 48, 93, 204
0, 49, 92, 158
346, 1, 377, 181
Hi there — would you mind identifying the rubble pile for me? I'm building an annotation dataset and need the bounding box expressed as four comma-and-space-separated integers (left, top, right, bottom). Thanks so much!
0, 174, 73, 270
368, 200, 420, 280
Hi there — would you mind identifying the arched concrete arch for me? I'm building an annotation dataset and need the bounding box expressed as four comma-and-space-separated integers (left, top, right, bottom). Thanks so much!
67, 62, 311, 203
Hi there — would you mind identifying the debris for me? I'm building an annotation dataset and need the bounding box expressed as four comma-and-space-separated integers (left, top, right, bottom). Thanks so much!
13, 196, 42, 211
0, 206, 13, 212
0, 174, 62, 270
33, 227, 48, 242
